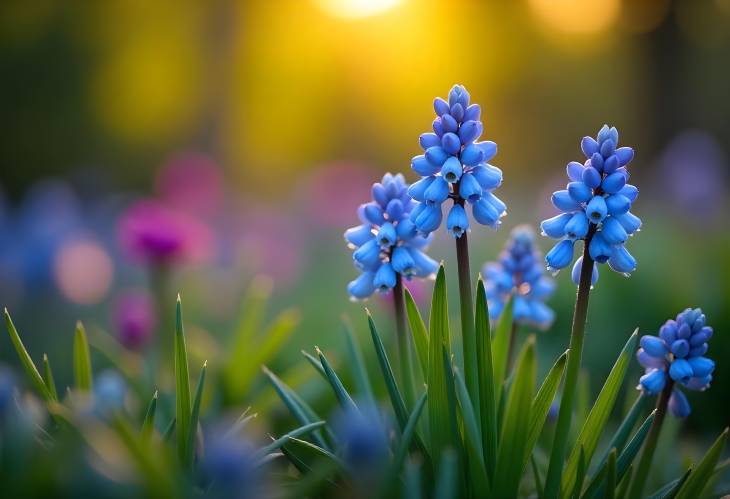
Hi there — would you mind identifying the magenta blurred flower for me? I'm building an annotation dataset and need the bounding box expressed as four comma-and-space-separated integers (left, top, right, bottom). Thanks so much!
112, 290, 156, 350
117, 199, 213, 265
155, 152, 224, 218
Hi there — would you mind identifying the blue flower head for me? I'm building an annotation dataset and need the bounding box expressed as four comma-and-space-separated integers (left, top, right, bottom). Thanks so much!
482, 225, 556, 330
201, 428, 259, 499
332, 403, 389, 470
409, 84, 507, 237
541, 125, 641, 285
345, 173, 438, 300
636, 308, 715, 418
93, 369, 127, 418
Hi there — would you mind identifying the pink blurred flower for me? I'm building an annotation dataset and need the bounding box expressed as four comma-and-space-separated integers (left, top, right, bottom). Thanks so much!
112, 290, 156, 350
117, 199, 213, 266
155, 152, 224, 218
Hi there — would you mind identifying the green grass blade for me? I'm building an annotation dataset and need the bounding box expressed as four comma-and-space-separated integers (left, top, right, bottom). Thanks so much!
186, 361, 207, 466
302, 350, 326, 377
494, 336, 536, 498
42, 353, 59, 401
404, 459, 423, 499
491, 294, 513, 402
561, 330, 639, 497
141, 390, 158, 437
3, 309, 53, 402
254, 421, 326, 459
647, 468, 691, 499
617, 465, 633, 499
393, 392, 428, 471
162, 418, 176, 442
404, 288, 429, 378
526, 349, 568, 466
475, 278, 497, 481
434, 450, 458, 499
316, 347, 358, 412
594, 394, 649, 473
532, 454, 545, 499
675, 427, 728, 499
284, 437, 346, 468
174, 295, 191, 464
572, 447, 587, 499
441, 348, 467, 495
453, 365, 487, 476
605, 449, 617, 499
342, 318, 375, 405
366, 311, 409, 431
73, 321, 93, 391
428, 266, 452, 462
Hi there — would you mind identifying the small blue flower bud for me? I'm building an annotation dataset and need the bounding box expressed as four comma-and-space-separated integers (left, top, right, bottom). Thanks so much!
409, 248, 438, 277
386, 199, 404, 220
567, 161, 585, 181
408, 176, 436, 202
690, 327, 712, 346
601, 217, 628, 244
660, 322, 678, 343
606, 194, 631, 216
461, 144, 483, 165
545, 239, 574, 271
93, 370, 127, 417
600, 139, 616, 158
608, 126, 619, 144
415, 204, 442, 233
459, 173, 482, 203
391, 247, 416, 276
447, 204, 469, 238
419, 133, 441, 149
668, 389, 690, 418
448, 84, 469, 107
669, 358, 693, 383
588, 232, 612, 263
471, 164, 502, 190
582, 166, 602, 189
637, 350, 665, 369
640, 336, 668, 357
597, 124, 611, 143
376, 222, 397, 249
434, 97, 450, 116
374, 262, 396, 292
412, 155, 439, 176
691, 314, 706, 332
565, 211, 589, 240
568, 181, 592, 203
677, 323, 691, 339
459, 120, 481, 144
345, 225, 374, 247
450, 102, 465, 121
348, 272, 375, 299
684, 375, 711, 391
603, 155, 619, 174
615, 211, 641, 234
483, 192, 506, 214
581, 136, 599, 158
670, 339, 689, 358
688, 357, 714, 378
615, 146, 634, 166
602, 172, 627, 194
571, 256, 599, 286
372, 183, 388, 207
442, 114, 458, 133
586, 195, 608, 223
590, 152, 604, 173
472, 198, 500, 227
433, 117, 444, 136
689, 343, 708, 357
424, 176, 450, 204
363, 203, 385, 225
552, 190, 582, 212
541, 213, 573, 238
608, 244, 636, 274
639, 369, 666, 395
464, 103, 481, 121
442, 132, 461, 155
477, 141, 497, 161
353, 239, 382, 270
441, 156, 463, 184
425, 146, 449, 166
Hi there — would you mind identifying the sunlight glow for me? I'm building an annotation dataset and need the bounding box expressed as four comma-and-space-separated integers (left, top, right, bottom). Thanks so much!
314, 0, 402, 19
529, 0, 620, 34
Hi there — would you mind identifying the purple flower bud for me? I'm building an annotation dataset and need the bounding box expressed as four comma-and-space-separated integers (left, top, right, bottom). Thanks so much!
640, 336, 668, 357
684, 375, 711, 391
353, 239, 381, 270
415, 204, 442, 233
471, 164, 502, 190
425, 146, 449, 166
669, 358, 693, 383
567, 161, 585, 181
615, 146, 634, 166
408, 176, 436, 202
459, 120, 481, 145
434, 97, 450, 116
606, 194, 631, 216
411, 155, 438, 177
442, 132, 461, 155
345, 224, 374, 247
597, 124, 611, 143
461, 144, 483, 166
571, 256, 599, 286
464, 104, 481, 121
602, 172, 627, 194
424, 176, 450, 205
386, 199, 404, 220
376, 222, 396, 249
670, 339, 690, 358
546, 239, 574, 271
374, 262, 396, 293
660, 321, 678, 343
450, 103, 465, 121
113, 291, 156, 350
603, 155, 619, 174
581, 136, 600, 158
668, 389, 690, 417
472, 198, 500, 227
588, 232, 612, 263
419, 133, 441, 149
552, 190, 582, 212
433, 117, 444, 136
600, 139, 616, 158
601, 217, 628, 244
688, 357, 714, 378
582, 166, 602, 188
614, 211, 642, 234
363, 203, 385, 225
637, 349, 665, 369
565, 212, 589, 240
568, 181, 593, 203
541, 213, 572, 238
391, 247, 415, 276
441, 114, 458, 133
608, 244, 636, 274
590, 152, 604, 173
639, 369, 666, 395
477, 141, 497, 162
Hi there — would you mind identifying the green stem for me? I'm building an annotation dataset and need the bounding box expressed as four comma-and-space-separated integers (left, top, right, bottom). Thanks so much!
507, 321, 518, 372
627, 380, 674, 499
455, 222, 479, 421
394, 273, 414, 408
150, 264, 173, 377
544, 230, 595, 498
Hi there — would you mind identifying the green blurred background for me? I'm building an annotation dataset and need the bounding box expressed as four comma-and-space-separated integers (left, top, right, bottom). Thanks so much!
1, 0, 728, 458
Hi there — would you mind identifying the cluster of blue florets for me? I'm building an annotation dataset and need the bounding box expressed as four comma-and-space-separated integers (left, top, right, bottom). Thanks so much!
637, 308, 715, 417
482, 225, 555, 330
345, 173, 438, 300
541, 125, 641, 285
408, 85, 506, 237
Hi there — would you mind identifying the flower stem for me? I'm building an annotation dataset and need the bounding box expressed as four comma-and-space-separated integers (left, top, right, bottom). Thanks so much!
544, 230, 596, 498
393, 273, 414, 408
455, 221, 479, 420
627, 380, 674, 499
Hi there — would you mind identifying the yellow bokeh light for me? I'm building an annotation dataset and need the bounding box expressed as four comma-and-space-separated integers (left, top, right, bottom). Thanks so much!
528, 0, 620, 35
314, 0, 402, 19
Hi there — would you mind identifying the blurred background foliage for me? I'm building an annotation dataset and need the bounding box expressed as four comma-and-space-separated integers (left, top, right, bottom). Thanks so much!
0, 0, 728, 461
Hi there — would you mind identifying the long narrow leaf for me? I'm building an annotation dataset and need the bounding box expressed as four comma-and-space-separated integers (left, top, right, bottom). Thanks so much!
428, 266, 451, 462
316, 347, 357, 412
561, 331, 639, 497
453, 366, 486, 475
572, 447, 587, 499
404, 459, 423, 499
186, 361, 207, 466
42, 353, 59, 401
532, 454, 545, 499
342, 318, 375, 405
3, 309, 52, 402
647, 468, 691, 499
434, 450, 458, 499
393, 392, 428, 471
675, 427, 728, 499
73, 321, 93, 391
254, 421, 326, 459
285, 437, 346, 468
475, 278, 497, 481
594, 394, 649, 473
141, 390, 158, 437
494, 337, 536, 498
174, 296, 191, 463
302, 350, 326, 377
605, 449, 617, 499
404, 288, 429, 377
491, 295, 513, 402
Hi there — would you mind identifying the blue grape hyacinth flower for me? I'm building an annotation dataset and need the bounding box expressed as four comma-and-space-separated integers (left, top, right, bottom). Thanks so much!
345, 173, 438, 300
541, 125, 641, 284
408, 84, 507, 237
636, 308, 715, 418
481, 225, 555, 330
